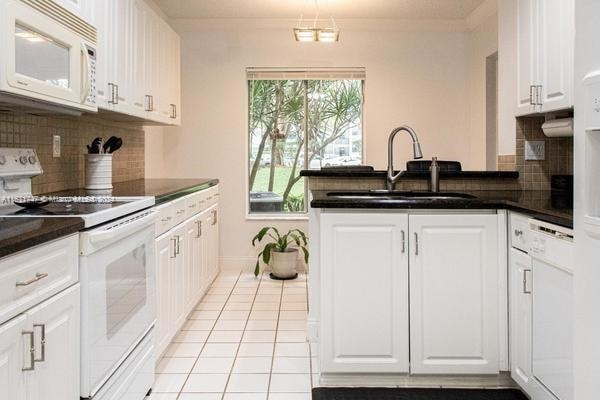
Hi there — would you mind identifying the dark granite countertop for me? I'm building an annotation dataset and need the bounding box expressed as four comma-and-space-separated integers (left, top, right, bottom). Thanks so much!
49, 178, 220, 205
311, 190, 573, 228
300, 169, 519, 179
0, 217, 84, 259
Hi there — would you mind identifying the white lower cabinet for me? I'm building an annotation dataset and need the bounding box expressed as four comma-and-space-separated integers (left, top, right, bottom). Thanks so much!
0, 284, 80, 400
319, 212, 502, 376
320, 213, 410, 373
510, 247, 533, 391
154, 192, 220, 357
409, 214, 500, 374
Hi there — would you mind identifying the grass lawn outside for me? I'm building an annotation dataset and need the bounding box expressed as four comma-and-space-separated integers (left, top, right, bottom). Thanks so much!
251, 167, 304, 198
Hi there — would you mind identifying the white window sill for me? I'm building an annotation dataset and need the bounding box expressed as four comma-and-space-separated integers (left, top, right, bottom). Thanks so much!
246, 214, 309, 221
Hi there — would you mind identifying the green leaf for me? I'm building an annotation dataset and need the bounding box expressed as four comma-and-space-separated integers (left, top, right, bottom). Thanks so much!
252, 227, 271, 246
301, 246, 309, 264
254, 260, 260, 277
262, 243, 275, 265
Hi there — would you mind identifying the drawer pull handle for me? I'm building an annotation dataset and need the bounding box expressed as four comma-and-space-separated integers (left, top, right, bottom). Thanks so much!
523, 268, 532, 294
33, 324, 45, 363
401, 230, 406, 254
22, 330, 35, 371
188, 204, 196, 208
161, 216, 172, 223
514, 229, 524, 237
16, 273, 48, 287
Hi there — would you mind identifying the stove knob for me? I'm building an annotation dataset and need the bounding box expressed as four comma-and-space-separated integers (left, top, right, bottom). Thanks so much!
19, 155, 28, 165
0, 155, 5, 165
28, 155, 37, 164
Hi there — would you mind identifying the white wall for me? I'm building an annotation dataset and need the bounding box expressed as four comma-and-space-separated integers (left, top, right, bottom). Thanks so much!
467, 12, 499, 169
497, 0, 517, 156
145, 17, 497, 267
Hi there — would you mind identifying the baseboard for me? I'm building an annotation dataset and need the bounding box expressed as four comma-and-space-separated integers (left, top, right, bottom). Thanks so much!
317, 372, 517, 389
219, 256, 308, 274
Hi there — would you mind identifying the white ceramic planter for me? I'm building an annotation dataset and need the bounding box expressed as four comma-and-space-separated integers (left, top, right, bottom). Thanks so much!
271, 249, 298, 279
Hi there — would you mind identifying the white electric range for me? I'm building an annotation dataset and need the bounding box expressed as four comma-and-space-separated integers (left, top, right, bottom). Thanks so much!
0, 148, 158, 400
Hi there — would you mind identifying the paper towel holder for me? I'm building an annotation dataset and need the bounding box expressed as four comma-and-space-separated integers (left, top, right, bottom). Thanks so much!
542, 116, 573, 137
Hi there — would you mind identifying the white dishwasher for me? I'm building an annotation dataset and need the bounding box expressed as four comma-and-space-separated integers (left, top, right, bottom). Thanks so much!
530, 220, 574, 400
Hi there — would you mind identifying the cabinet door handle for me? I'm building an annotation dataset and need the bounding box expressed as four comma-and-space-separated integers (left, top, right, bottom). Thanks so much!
22, 330, 35, 371
33, 324, 45, 363
536, 85, 543, 106
115, 84, 119, 104
401, 230, 406, 253
176, 235, 181, 255
529, 85, 535, 105
16, 272, 49, 287
171, 237, 177, 258
514, 229, 523, 237
523, 268, 532, 294
145, 95, 152, 111
196, 220, 202, 238
212, 210, 218, 225
414, 232, 419, 256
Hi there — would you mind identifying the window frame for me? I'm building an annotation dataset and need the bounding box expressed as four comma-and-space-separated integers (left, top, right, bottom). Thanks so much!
245, 71, 366, 220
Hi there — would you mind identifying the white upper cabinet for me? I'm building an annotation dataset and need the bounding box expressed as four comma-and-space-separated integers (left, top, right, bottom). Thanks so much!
537, 0, 574, 112
514, 0, 574, 116
515, 0, 538, 116
409, 214, 500, 375
89, 0, 181, 125
320, 213, 410, 374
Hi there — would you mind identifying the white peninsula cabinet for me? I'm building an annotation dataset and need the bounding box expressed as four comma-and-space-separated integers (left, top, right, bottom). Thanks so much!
320, 213, 409, 373
318, 212, 506, 376
154, 186, 220, 357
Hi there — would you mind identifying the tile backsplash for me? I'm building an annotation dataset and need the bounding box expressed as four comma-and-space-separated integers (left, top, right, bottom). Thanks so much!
516, 116, 573, 190
0, 112, 145, 194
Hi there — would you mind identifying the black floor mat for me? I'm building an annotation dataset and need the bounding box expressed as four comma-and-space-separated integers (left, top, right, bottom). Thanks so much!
312, 388, 528, 400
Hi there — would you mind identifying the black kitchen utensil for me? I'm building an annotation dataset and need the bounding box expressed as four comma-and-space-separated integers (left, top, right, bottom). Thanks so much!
103, 136, 118, 154
88, 137, 102, 154
108, 137, 123, 154
14, 197, 50, 209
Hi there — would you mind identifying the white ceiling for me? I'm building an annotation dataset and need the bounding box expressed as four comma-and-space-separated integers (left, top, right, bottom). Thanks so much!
154, 0, 487, 20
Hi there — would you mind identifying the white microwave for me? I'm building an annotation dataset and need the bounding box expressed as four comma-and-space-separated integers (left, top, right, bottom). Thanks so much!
0, 0, 97, 114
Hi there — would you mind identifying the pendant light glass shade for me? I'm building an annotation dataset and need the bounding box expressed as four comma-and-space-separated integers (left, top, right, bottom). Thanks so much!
293, 27, 318, 42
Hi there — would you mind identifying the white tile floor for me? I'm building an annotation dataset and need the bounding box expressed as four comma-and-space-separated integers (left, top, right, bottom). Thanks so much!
150, 270, 317, 400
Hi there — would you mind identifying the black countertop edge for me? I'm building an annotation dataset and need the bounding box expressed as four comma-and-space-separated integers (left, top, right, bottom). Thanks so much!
0, 217, 84, 259
300, 169, 519, 179
310, 190, 572, 229
47, 178, 220, 206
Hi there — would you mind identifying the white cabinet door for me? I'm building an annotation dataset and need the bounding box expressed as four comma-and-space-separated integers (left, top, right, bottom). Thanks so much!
24, 284, 80, 400
155, 233, 174, 357
209, 206, 220, 281
0, 315, 27, 400
515, 0, 538, 116
130, 0, 149, 117
112, 0, 134, 115
409, 214, 499, 374
89, 0, 116, 109
171, 225, 187, 330
538, 0, 574, 113
510, 248, 533, 392
184, 218, 201, 314
320, 213, 409, 373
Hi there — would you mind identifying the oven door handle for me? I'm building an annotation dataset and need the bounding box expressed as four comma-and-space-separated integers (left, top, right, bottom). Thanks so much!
87, 211, 158, 245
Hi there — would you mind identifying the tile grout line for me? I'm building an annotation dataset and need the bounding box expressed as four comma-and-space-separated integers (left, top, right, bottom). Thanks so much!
174, 269, 242, 400
218, 270, 264, 399
265, 273, 285, 400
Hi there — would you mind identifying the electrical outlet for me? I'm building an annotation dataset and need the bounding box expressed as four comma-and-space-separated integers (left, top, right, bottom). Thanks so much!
52, 135, 61, 158
525, 140, 545, 161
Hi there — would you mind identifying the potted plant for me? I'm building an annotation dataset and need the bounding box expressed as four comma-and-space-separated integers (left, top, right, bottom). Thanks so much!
252, 227, 309, 279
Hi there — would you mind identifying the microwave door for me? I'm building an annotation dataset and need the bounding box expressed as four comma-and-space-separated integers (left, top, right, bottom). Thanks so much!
3, 1, 85, 106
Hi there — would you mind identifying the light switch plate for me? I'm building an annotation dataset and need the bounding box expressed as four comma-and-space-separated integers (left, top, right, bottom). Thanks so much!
525, 140, 545, 161
52, 135, 61, 158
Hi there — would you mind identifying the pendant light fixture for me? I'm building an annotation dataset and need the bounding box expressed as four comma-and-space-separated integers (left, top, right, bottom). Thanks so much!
293, 0, 340, 43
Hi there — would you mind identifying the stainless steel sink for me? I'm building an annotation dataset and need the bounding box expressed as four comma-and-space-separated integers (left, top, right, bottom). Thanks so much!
326, 191, 476, 201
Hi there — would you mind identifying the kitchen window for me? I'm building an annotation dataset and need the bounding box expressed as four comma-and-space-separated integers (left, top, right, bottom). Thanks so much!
247, 68, 365, 216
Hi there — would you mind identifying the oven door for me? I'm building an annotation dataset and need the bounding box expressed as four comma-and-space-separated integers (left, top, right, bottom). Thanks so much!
0, 0, 96, 112
79, 214, 156, 398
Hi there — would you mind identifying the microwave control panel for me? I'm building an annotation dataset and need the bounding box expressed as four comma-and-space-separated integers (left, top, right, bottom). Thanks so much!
85, 44, 97, 106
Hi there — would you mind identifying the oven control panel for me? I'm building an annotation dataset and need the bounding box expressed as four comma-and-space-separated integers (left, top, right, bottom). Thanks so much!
0, 148, 43, 178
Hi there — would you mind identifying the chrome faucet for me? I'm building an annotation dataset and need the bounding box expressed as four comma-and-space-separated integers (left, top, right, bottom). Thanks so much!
387, 126, 423, 191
